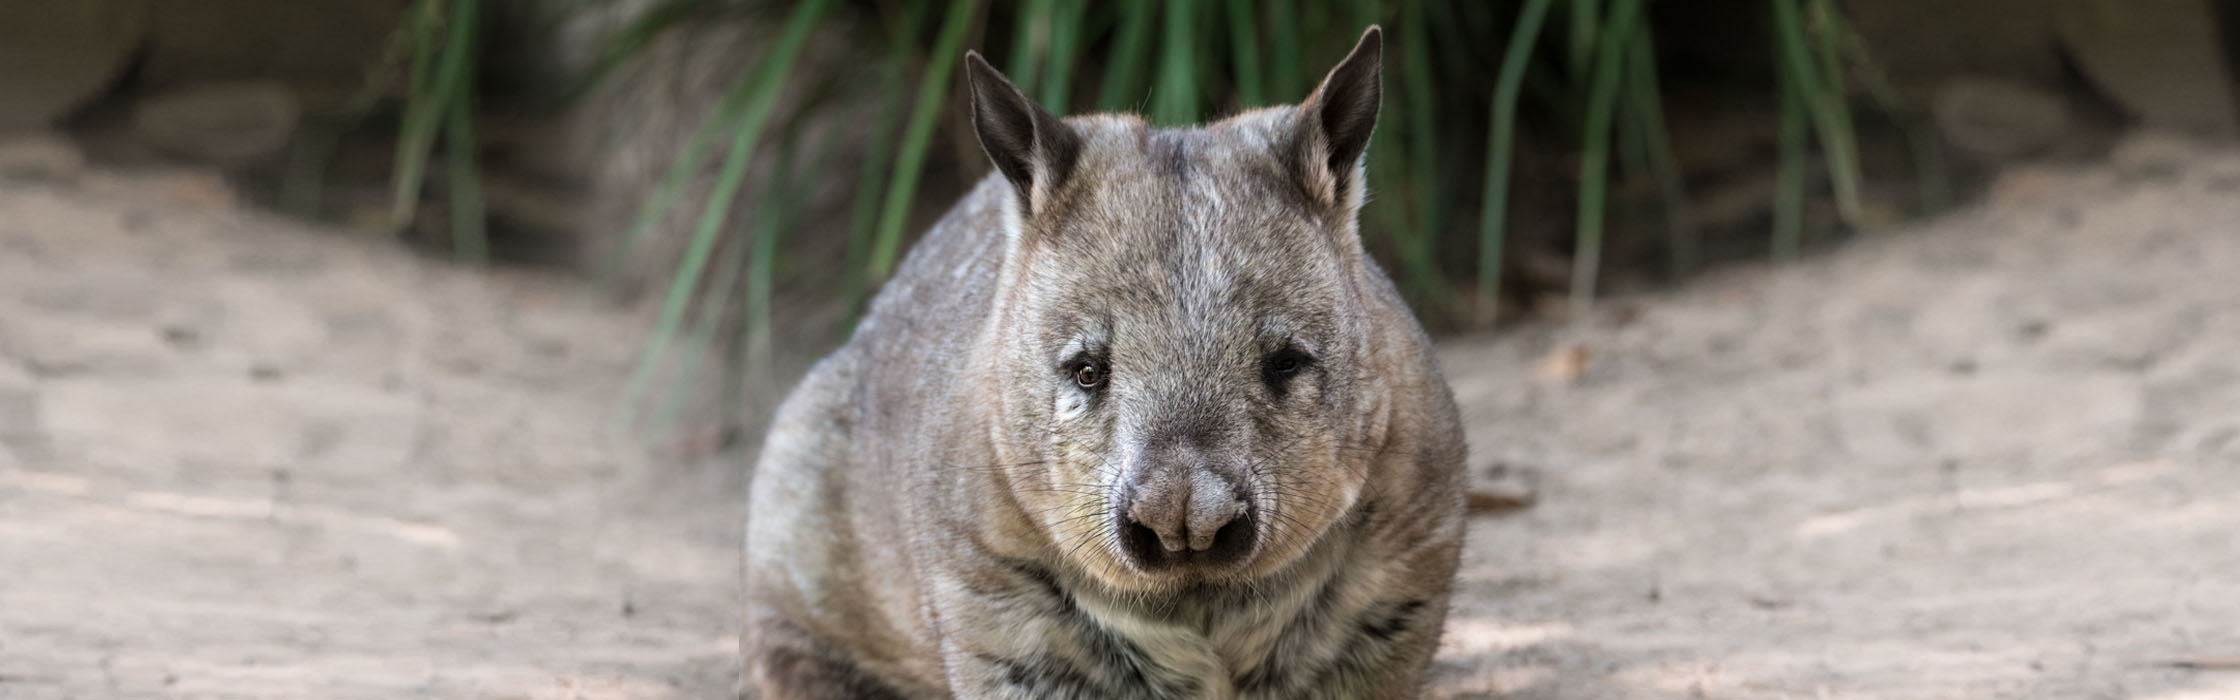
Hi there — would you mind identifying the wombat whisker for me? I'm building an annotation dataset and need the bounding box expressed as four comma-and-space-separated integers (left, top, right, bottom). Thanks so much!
1038, 507, 1116, 526
1014, 487, 1109, 499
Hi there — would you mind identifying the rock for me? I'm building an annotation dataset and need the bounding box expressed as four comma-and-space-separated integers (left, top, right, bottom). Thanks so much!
1843, 0, 2066, 101
0, 133, 87, 181
2108, 131, 2206, 179
129, 82, 303, 165
139, 1, 411, 93
2056, 0, 2240, 138
1932, 77, 2073, 161
0, 1, 149, 132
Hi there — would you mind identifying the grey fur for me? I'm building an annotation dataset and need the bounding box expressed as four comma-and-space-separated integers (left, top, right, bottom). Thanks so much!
742, 27, 1466, 700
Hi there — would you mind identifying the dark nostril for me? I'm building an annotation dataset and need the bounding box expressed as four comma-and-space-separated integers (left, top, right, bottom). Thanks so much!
1117, 514, 1167, 567
1111, 483, 1255, 570
1201, 509, 1254, 566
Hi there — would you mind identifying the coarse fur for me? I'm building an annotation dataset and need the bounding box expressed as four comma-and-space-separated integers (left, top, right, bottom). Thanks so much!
741, 27, 1466, 699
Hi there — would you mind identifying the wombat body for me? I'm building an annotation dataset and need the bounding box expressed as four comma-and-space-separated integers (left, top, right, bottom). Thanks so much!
742, 28, 1466, 699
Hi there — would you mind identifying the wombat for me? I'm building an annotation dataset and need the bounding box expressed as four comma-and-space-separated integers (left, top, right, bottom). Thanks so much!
742, 26, 1466, 699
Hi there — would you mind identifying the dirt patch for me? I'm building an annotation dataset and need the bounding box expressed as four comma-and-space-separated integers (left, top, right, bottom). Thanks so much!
3, 134, 2238, 698
0, 163, 741, 698
1433, 135, 2240, 698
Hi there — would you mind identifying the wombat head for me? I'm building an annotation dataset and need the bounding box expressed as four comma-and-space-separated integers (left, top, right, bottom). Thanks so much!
968, 28, 1389, 592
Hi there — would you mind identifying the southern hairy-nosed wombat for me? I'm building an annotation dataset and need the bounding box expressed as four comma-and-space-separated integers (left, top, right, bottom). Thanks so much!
742, 27, 1466, 699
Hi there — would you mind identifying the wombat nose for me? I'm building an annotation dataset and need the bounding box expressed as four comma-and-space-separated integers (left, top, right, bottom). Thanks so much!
1116, 469, 1252, 569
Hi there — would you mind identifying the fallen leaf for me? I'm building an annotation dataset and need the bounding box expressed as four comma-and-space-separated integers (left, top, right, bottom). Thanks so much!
1467, 460, 1543, 515
1534, 344, 1591, 385
1466, 487, 1535, 514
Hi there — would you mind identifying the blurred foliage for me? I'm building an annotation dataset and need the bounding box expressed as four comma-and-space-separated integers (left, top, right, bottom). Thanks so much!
394, 0, 489, 266
391, 0, 1932, 432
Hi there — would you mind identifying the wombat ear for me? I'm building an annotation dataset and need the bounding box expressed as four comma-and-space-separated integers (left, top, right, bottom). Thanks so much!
966, 51, 1082, 217
1290, 26, 1382, 213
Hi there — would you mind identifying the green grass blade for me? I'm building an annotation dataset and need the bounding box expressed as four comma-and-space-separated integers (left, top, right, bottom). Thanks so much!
1401, 0, 1443, 294
1267, 0, 1301, 98
601, 1, 851, 291
839, 4, 929, 323
1807, 0, 1862, 227
1097, 2, 1156, 111
1623, 18, 1694, 278
619, 0, 833, 427
840, 73, 907, 324
1826, 9, 1948, 214
403, 0, 440, 113
721, 130, 822, 436
1423, 0, 1479, 80
441, 0, 486, 266
1352, 0, 1443, 307
560, 0, 710, 106
653, 120, 832, 437
1772, 50, 1807, 263
1839, 14, 1946, 215
1456, 0, 1498, 39
597, 82, 748, 290
390, 0, 455, 229
1569, 0, 1644, 321
1773, 0, 1860, 226
284, 11, 417, 219
745, 131, 813, 380
1346, 1, 1432, 304
1154, 0, 1197, 125
1476, 0, 1556, 328
663, 121, 823, 435
865, 0, 980, 284
1370, 137, 1438, 306
653, 190, 752, 437
1040, 0, 1084, 111
1567, 0, 1600, 82
1614, 68, 1653, 237
1007, 0, 1053, 94
1225, 0, 1264, 108
1808, 0, 1846, 108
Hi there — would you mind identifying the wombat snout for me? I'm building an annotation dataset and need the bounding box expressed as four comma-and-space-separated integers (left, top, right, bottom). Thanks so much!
1115, 466, 1254, 570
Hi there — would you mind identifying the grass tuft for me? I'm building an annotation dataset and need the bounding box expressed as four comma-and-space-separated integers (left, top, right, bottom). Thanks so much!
1773, 0, 1861, 227
1622, 19, 1693, 279
1154, 0, 1197, 126
1476, 0, 1557, 328
865, 0, 981, 285
618, 0, 834, 429
1097, 1, 1157, 112
1567, 0, 1646, 321
368, 0, 1913, 435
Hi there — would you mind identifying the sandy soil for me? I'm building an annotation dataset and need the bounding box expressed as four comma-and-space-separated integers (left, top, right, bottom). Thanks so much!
3, 134, 2237, 699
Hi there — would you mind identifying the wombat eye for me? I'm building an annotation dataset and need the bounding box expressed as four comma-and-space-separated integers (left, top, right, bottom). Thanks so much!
1262, 347, 1314, 390
1073, 361, 1106, 389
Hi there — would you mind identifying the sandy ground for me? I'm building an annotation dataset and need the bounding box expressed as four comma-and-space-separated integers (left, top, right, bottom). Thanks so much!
2, 134, 2237, 699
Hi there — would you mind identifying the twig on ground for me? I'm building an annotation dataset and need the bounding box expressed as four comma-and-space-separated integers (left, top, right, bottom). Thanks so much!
2169, 656, 2240, 671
